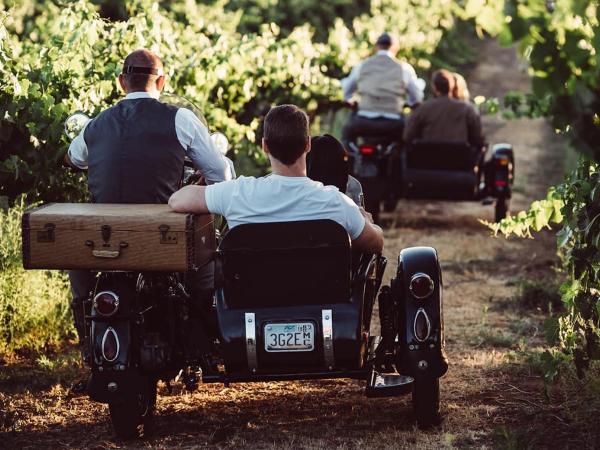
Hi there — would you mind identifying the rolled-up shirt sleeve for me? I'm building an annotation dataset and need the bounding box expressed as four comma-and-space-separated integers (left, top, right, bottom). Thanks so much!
67, 124, 90, 169
175, 108, 233, 184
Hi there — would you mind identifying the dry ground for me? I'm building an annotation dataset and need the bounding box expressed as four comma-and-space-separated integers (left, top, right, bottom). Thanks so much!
1, 41, 598, 449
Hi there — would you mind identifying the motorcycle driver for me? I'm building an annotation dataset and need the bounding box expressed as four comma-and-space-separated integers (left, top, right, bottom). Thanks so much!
64, 49, 233, 363
341, 32, 424, 148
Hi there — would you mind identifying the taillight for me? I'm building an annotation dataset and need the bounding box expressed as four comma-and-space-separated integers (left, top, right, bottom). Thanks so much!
101, 327, 120, 362
359, 145, 375, 155
93, 291, 119, 317
495, 180, 508, 187
409, 273, 434, 299
413, 308, 431, 342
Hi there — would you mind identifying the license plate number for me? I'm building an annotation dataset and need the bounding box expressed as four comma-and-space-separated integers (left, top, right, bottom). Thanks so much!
264, 322, 314, 352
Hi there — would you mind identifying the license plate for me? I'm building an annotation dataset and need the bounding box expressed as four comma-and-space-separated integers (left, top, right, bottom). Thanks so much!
264, 322, 314, 352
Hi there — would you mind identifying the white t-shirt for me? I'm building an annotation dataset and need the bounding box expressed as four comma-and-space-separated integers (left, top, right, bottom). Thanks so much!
205, 175, 366, 240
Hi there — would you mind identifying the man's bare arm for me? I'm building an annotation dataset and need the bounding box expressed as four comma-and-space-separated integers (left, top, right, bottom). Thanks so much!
352, 209, 384, 254
168, 185, 209, 213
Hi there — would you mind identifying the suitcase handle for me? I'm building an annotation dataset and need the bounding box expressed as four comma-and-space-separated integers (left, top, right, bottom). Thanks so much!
85, 240, 128, 258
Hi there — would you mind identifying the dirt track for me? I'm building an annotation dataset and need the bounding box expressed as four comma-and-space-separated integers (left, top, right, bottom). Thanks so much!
0, 41, 587, 449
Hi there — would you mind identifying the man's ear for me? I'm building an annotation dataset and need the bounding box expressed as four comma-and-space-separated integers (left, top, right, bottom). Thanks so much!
305, 137, 311, 154
156, 75, 166, 92
118, 74, 127, 93
262, 138, 270, 155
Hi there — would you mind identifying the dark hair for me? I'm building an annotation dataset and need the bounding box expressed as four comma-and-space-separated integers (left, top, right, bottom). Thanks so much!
263, 104, 310, 165
122, 49, 163, 91
431, 69, 454, 96
375, 32, 393, 50
307, 134, 349, 192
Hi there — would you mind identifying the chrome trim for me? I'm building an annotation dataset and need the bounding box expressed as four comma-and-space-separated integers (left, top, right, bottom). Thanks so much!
101, 326, 120, 362
409, 273, 434, 299
322, 309, 334, 370
93, 290, 120, 317
245, 312, 258, 371
413, 308, 431, 343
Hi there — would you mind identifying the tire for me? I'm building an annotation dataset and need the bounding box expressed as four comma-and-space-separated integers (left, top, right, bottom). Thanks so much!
412, 375, 440, 429
109, 377, 157, 439
494, 197, 509, 222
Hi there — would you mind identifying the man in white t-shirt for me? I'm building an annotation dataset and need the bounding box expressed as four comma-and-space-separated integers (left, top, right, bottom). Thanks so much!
169, 104, 384, 254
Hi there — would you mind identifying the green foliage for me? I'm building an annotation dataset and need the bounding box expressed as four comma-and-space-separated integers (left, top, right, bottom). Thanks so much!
0, 0, 465, 203
477, 1, 600, 376
0, 198, 73, 356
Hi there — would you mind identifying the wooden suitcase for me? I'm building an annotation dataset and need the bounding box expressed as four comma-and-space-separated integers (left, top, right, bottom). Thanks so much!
22, 203, 215, 272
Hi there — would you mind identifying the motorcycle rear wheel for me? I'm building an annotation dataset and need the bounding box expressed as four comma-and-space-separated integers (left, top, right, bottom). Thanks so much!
109, 377, 157, 439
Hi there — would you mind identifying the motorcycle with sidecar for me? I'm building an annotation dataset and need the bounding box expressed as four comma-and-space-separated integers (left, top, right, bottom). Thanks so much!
22, 204, 448, 438
78, 222, 448, 437
349, 129, 514, 223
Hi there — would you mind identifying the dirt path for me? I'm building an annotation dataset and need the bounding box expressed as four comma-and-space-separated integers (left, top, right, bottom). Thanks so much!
0, 41, 579, 449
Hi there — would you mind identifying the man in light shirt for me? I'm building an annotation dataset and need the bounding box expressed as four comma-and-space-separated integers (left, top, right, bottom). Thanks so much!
65, 49, 232, 366
341, 32, 423, 148
169, 104, 384, 255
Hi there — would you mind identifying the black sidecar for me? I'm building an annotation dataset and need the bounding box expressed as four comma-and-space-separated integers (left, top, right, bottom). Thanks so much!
400, 140, 514, 222
208, 220, 448, 421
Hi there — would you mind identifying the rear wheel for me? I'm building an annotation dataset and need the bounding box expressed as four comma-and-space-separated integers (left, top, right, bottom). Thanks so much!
109, 377, 157, 439
494, 197, 509, 222
412, 375, 440, 429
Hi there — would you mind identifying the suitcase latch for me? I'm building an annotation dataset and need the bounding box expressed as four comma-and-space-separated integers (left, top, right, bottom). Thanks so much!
36, 223, 55, 243
159, 224, 177, 244
101, 225, 111, 246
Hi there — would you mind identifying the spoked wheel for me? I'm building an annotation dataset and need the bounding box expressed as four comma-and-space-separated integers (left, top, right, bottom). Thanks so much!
109, 377, 157, 439
412, 375, 441, 429
494, 197, 510, 222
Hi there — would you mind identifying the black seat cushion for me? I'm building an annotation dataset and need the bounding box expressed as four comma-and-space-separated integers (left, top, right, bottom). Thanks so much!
217, 220, 351, 309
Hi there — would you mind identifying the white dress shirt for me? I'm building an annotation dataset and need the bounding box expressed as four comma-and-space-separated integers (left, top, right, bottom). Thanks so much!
68, 91, 233, 183
340, 50, 424, 119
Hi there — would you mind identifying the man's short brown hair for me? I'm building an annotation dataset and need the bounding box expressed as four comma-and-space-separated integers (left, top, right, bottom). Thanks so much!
122, 49, 163, 91
263, 105, 310, 165
431, 69, 455, 96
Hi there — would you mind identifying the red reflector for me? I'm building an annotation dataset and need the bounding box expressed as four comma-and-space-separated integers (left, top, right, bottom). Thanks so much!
102, 327, 120, 362
495, 180, 507, 187
359, 145, 375, 155
94, 291, 119, 317
414, 308, 431, 342
409, 273, 434, 299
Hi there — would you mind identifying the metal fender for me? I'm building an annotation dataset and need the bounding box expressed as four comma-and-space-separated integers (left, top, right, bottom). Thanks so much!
87, 273, 136, 403
393, 246, 448, 378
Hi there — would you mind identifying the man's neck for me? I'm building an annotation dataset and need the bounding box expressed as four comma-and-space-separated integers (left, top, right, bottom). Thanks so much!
270, 156, 307, 177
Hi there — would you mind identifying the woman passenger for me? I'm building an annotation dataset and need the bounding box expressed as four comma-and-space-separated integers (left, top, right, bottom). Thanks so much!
307, 134, 363, 206
452, 72, 470, 102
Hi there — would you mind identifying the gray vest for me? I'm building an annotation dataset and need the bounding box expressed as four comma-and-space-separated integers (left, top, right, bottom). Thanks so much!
84, 98, 185, 203
357, 54, 407, 115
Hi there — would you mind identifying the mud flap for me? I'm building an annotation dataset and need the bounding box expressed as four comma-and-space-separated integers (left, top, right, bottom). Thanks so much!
393, 246, 448, 378
87, 369, 146, 403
